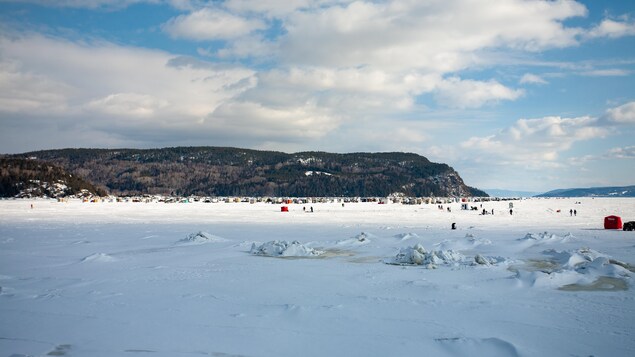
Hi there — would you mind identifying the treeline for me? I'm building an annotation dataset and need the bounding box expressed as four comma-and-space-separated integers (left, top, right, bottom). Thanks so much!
11, 147, 488, 197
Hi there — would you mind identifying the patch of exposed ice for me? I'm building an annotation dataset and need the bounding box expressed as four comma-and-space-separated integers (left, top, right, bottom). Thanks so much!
385, 244, 465, 269
250, 240, 324, 257
178, 231, 228, 245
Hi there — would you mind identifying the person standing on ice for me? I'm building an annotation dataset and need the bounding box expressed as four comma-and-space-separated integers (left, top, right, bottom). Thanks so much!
570, 209, 573, 216
509, 209, 513, 215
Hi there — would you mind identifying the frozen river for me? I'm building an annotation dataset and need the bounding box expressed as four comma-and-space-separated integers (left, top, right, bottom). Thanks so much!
1, 198, 634, 356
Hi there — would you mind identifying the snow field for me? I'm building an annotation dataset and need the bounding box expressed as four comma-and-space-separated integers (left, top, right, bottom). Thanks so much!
1, 198, 634, 356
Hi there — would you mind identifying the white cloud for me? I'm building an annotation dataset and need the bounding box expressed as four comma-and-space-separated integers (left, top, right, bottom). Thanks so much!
0, 34, 257, 144
435, 77, 524, 109
224, 0, 313, 17
605, 101, 635, 124
86, 92, 168, 118
569, 145, 635, 165
277, 0, 587, 71
461, 115, 609, 167
586, 18, 635, 39
215, 34, 276, 60
154, 0, 600, 117
452, 101, 634, 191
606, 146, 635, 159
581, 69, 631, 77
0, 61, 74, 114
226, 66, 441, 122
208, 100, 340, 140
261, 67, 434, 97
163, 8, 266, 41
519, 73, 548, 85
0, 0, 213, 10
0, 0, 161, 9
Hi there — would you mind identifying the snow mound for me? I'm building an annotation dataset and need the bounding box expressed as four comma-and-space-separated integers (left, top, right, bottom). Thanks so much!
435, 234, 492, 251
437, 337, 520, 357
81, 253, 116, 263
336, 232, 373, 246
385, 244, 465, 269
250, 240, 324, 257
466, 234, 492, 246
516, 248, 633, 290
179, 231, 227, 244
394, 232, 420, 241
517, 232, 576, 247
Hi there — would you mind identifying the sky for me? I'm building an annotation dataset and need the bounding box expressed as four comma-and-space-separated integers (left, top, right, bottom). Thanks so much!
0, 0, 634, 193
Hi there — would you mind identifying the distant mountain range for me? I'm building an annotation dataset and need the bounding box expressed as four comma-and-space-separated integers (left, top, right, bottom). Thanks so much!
536, 186, 635, 198
484, 189, 542, 198
6, 147, 487, 198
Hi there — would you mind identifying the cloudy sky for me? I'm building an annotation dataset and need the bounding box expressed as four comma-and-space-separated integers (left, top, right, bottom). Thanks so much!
1, 0, 634, 192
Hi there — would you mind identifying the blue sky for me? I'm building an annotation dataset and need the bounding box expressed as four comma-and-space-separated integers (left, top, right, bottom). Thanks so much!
0, 0, 634, 192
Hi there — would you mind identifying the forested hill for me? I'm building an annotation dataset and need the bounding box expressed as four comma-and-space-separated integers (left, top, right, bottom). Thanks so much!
0, 157, 105, 198
11, 147, 488, 198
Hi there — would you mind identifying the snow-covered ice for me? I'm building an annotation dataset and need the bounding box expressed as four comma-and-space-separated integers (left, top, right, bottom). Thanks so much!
1, 197, 634, 356
515, 248, 634, 290
250, 240, 324, 257
385, 243, 466, 268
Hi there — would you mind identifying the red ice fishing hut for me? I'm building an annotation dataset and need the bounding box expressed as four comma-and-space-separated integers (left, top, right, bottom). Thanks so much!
604, 215, 623, 229
280, 206, 289, 212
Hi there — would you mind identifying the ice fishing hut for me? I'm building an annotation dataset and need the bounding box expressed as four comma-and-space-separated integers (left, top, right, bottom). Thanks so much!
604, 215, 623, 229
280, 206, 289, 212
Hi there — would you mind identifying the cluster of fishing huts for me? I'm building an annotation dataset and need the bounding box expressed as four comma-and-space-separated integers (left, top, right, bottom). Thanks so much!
70, 195, 517, 205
